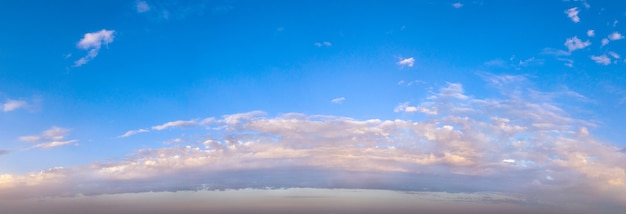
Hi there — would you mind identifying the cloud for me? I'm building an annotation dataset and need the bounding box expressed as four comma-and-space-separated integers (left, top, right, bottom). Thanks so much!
394, 102, 437, 115
608, 51, 620, 59
564, 36, 590, 52
541, 48, 570, 57
451, 2, 463, 8
1, 79, 625, 212
587, 29, 594, 37
397, 57, 415, 67
136, 1, 150, 13
591, 55, 611, 65
19, 127, 77, 149
2, 99, 27, 112
331, 97, 345, 104
32, 140, 78, 149
314, 41, 332, 47
135, 1, 217, 20
602, 38, 609, 47
118, 129, 150, 138
73, 29, 115, 67
0, 150, 9, 156
608, 32, 624, 41
565, 7, 580, 23
152, 120, 197, 131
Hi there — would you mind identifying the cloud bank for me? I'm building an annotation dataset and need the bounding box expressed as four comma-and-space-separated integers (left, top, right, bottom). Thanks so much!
1, 77, 624, 213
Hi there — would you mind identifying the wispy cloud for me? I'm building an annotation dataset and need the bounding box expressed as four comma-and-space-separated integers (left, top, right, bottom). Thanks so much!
314, 41, 332, 47
587, 29, 595, 37
0, 150, 9, 156
73, 29, 115, 67
608, 51, 620, 59
591, 54, 611, 65
564, 36, 590, 52
152, 120, 197, 131
608, 32, 624, 41
451, 2, 463, 8
331, 97, 345, 104
118, 129, 150, 138
602, 38, 609, 47
2, 99, 27, 112
565, 7, 580, 23
136, 1, 150, 13
19, 127, 77, 149
397, 57, 415, 67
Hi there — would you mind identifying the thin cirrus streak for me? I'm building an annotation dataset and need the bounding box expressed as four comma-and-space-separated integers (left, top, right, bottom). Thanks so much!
0, 78, 624, 213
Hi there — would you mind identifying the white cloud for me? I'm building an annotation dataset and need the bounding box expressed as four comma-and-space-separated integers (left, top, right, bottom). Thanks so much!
608, 32, 624, 41
73, 29, 115, 67
564, 36, 591, 52
118, 129, 150, 138
397, 57, 415, 67
452, 2, 463, 8
608, 51, 620, 59
394, 102, 437, 115
33, 140, 78, 149
331, 97, 345, 104
152, 120, 197, 131
591, 55, 611, 65
565, 7, 580, 23
587, 29, 595, 37
602, 38, 610, 47
314, 41, 332, 47
136, 1, 150, 13
2, 99, 27, 112
404, 106, 418, 112
19, 127, 76, 149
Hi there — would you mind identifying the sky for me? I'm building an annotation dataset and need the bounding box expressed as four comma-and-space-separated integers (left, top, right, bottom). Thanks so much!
1, 0, 626, 213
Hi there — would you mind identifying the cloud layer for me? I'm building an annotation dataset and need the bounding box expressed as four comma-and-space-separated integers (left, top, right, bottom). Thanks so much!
1, 77, 624, 213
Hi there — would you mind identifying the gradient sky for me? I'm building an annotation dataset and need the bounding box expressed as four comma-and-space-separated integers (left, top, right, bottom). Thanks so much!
1, 0, 626, 213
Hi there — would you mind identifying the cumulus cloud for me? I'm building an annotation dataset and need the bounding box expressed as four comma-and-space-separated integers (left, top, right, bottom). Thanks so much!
591, 55, 611, 65
452, 2, 463, 8
608, 32, 624, 41
564, 36, 590, 52
587, 29, 594, 37
331, 97, 345, 104
73, 29, 115, 67
19, 127, 77, 149
152, 120, 197, 130
397, 57, 415, 67
2, 99, 27, 112
136, 1, 150, 13
1, 79, 625, 212
565, 7, 580, 23
118, 129, 150, 138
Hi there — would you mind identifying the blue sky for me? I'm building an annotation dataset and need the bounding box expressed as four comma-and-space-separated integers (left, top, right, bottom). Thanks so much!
1, 0, 626, 213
